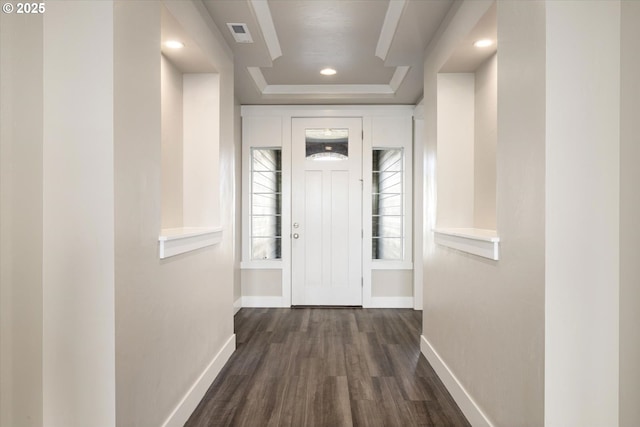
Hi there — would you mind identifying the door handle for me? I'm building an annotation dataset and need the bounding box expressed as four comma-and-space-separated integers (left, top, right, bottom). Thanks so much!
292, 233, 300, 239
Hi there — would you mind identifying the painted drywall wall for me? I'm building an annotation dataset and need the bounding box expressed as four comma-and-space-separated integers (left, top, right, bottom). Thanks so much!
0, 12, 44, 427
422, 1, 545, 426
114, 1, 235, 426
41, 2, 117, 425
1, 4, 118, 425
161, 54, 184, 229
242, 269, 283, 297
545, 2, 621, 426
372, 270, 413, 297
183, 73, 221, 228
436, 73, 475, 228
473, 54, 497, 230
620, 3, 640, 425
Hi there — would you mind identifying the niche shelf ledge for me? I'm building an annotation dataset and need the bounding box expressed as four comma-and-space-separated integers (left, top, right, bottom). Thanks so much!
159, 227, 223, 259
433, 228, 500, 261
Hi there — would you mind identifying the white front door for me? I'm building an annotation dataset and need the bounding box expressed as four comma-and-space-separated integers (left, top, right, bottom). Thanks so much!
291, 117, 363, 306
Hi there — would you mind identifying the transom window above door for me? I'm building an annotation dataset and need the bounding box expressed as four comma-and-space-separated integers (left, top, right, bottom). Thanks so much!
305, 128, 349, 161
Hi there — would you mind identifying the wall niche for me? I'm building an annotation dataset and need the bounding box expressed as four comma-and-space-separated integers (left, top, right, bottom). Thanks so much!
159, 6, 222, 258
434, 3, 499, 260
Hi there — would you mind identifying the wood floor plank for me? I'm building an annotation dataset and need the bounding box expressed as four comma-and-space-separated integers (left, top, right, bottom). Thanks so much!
184, 308, 470, 427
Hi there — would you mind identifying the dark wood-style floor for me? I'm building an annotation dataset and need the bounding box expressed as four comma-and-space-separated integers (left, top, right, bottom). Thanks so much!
185, 308, 470, 427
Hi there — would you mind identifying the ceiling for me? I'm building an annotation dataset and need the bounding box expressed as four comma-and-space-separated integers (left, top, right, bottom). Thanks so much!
195, 0, 495, 105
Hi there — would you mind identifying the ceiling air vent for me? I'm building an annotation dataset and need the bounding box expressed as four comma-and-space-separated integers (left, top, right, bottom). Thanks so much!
226, 23, 253, 43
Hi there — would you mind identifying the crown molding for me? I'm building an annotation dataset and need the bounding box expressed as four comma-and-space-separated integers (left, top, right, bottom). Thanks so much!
249, 0, 282, 61
375, 0, 407, 61
247, 65, 410, 99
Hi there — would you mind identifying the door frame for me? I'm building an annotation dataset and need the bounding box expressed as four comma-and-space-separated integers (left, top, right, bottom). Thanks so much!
240, 105, 414, 309
290, 117, 364, 306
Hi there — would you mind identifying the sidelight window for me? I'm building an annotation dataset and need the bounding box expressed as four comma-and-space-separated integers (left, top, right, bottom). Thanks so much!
250, 148, 282, 260
372, 148, 404, 260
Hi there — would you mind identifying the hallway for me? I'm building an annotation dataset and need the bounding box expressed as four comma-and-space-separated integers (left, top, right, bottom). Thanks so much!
186, 308, 469, 426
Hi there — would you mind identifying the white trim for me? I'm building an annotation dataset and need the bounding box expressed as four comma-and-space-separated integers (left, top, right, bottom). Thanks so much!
241, 296, 289, 308
433, 228, 500, 261
158, 227, 223, 259
240, 260, 283, 270
412, 109, 424, 310
367, 296, 414, 308
161, 334, 236, 427
233, 298, 242, 315
389, 66, 410, 91
241, 105, 415, 117
375, 0, 406, 61
249, 0, 282, 60
280, 116, 293, 307
371, 261, 413, 270
263, 84, 395, 96
362, 116, 374, 308
240, 106, 415, 309
247, 67, 267, 92
420, 335, 494, 427
246, 70, 410, 100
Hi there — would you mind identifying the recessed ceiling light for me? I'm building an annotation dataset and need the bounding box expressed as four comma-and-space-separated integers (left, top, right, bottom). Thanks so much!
473, 39, 493, 48
165, 40, 185, 49
320, 68, 337, 76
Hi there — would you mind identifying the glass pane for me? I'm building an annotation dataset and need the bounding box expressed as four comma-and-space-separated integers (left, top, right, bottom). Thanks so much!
373, 148, 402, 172
251, 148, 282, 260
372, 148, 404, 260
374, 179, 402, 194
305, 128, 348, 160
372, 238, 403, 260
252, 193, 282, 215
251, 237, 282, 260
373, 171, 401, 192
372, 193, 402, 216
372, 215, 402, 238
251, 215, 281, 238
252, 171, 281, 193
252, 148, 281, 172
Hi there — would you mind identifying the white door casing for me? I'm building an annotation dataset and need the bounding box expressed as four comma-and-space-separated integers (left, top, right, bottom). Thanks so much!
291, 117, 363, 305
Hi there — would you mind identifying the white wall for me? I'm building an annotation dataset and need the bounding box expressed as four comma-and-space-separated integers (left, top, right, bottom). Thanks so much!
545, 2, 621, 426
620, 3, 640, 426
422, 1, 545, 426
114, 2, 235, 426
0, 12, 44, 427
436, 73, 475, 228
372, 270, 413, 297
242, 270, 283, 297
0, 1, 239, 426
474, 54, 497, 230
161, 55, 184, 229
42, 3, 117, 425
2, 3, 118, 426
183, 73, 221, 228
425, 2, 637, 426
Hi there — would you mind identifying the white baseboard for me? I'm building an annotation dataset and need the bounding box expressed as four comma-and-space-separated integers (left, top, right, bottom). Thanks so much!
367, 296, 414, 308
161, 334, 236, 427
420, 335, 494, 427
241, 296, 289, 308
233, 297, 242, 314
240, 296, 413, 309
